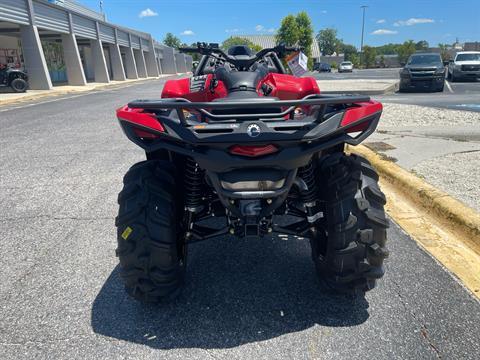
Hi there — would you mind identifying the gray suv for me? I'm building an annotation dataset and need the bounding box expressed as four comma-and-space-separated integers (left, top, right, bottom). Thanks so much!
399, 53, 445, 92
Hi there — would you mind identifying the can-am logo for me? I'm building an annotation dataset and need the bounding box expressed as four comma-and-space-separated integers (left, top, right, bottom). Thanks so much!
246, 124, 261, 137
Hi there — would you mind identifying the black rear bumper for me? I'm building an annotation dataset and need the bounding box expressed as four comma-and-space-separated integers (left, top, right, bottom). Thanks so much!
119, 94, 382, 172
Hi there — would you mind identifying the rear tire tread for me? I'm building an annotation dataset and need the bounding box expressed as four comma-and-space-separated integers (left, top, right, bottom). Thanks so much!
312, 153, 389, 294
115, 160, 185, 303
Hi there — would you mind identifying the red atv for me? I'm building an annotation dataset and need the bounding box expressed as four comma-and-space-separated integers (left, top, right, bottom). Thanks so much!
115, 43, 389, 303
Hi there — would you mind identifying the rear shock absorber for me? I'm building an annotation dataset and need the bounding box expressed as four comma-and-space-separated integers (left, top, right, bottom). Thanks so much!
184, 157, 204, 213
298, 160, 318, 205
298, 160, 322, 223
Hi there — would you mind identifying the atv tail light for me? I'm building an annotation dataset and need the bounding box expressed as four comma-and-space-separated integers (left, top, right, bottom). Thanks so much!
229, 144, 278, 157
340, 102, 382, 133
116, 106, 165, 134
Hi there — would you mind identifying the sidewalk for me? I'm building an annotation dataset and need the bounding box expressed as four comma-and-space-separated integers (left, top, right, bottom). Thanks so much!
349, 102, 480, 298
317, 79, 398, 95
366, 103, 480, 212
0, 75, 182, 107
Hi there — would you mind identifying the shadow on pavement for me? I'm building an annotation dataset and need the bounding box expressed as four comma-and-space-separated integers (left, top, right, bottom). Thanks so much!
91, 235, 369, 349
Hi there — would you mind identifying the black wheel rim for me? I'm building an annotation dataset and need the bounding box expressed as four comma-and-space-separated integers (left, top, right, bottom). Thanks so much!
13, 80, 26, 91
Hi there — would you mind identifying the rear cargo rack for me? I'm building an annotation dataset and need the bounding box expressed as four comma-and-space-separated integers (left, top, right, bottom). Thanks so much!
127, 94, 371, 124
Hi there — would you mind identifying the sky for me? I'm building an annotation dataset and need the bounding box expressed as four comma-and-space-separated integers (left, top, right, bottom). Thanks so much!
81, 0, 480, 48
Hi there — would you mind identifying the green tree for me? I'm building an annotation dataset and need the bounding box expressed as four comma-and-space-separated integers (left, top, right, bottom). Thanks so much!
295, 12, 314, 69
397, 40, 416, 64
375, 43, 400, 55
348, 53, 360, 68
415, 40, 429, 51
295, 11, 314, 58
438, 43, 451, 61
276, 15, 300, 46
275, 12, 314, 69
362, 45, 377, 68
317, 28, 341, 55
341, 44, 358, 61
379, 55, 386, 68
163, 32, 181, 48
221, 37, 262, 52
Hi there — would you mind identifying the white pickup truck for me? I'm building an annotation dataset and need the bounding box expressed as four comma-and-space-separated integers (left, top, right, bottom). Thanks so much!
447, 51, 480, 82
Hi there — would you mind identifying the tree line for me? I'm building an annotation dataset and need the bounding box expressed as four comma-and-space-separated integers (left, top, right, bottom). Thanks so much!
310, 27, 442, 68
163, 13, 449, 69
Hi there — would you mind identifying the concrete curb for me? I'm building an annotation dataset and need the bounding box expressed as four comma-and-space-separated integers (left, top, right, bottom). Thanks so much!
0, 74, 186, 107
349, 145, 480, 250
321, 81, 399, 95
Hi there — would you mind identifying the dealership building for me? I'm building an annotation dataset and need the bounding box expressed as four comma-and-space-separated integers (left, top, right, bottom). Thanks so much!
0, 0, 192, 90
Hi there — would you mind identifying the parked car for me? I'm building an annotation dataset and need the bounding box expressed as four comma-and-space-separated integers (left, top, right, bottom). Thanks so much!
399, 53, 445, 92
447, 51, 480, 82
338, 61, 353, 73
313, 62, 331, 72
0, 65, 28, 93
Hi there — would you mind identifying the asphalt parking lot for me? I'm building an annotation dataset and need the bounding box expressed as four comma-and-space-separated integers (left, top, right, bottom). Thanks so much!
1, 79, 479, 359
312, 67, 401, 80
377, 80, 480, 112
312, 68, 480, 112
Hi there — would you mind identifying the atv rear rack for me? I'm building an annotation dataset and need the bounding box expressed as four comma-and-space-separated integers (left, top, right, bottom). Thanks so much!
117, 93, 383, 173
127, 94, 372, 124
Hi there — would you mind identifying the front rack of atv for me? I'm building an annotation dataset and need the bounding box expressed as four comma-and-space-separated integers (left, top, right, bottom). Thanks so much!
127, 94, 372, 124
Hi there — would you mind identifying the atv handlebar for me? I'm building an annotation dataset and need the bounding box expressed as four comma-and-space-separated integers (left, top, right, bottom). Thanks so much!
253, 44, 301, 60
178, 43, 222, 55
179, 42, 301, 71
178, 47, 201, 53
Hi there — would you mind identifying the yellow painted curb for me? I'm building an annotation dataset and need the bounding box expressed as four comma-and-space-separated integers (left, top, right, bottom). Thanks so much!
348, 144, 480, 297
352, 145, 480, 246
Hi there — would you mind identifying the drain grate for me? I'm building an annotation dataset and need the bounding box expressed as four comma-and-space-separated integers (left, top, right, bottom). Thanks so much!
365, 141, 396, 152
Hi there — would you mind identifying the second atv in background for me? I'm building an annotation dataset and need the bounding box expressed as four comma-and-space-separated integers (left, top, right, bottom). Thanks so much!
0, 64, 28, 93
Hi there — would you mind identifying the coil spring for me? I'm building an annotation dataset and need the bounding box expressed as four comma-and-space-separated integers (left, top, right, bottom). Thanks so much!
184, 157, 204, 210
298, 160, 318, 204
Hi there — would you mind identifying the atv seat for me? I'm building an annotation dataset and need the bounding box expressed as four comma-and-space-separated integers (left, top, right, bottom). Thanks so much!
214, 65, 269, 95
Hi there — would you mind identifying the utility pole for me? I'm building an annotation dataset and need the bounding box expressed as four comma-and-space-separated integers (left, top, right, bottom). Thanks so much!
360, 5, 368, 68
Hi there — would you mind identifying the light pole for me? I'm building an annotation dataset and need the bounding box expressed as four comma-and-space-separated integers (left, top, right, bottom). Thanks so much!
99, 1, 107, 21
360, 5, 368, 68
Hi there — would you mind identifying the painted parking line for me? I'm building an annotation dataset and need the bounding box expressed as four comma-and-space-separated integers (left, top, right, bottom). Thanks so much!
454, 104, 480, 110
445, 80, 454, 93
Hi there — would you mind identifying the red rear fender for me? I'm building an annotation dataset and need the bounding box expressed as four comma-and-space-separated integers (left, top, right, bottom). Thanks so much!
161, 78, 190, 98
162, 75, 227, 101
116, 105, 165, 141
261, 73, 320, 100
340, 101, 383, 133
